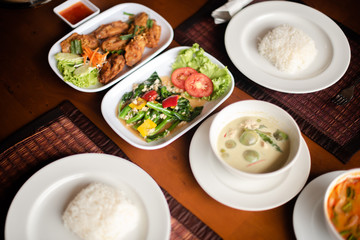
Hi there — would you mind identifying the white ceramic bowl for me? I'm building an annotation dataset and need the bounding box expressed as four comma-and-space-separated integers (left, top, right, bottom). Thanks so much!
53, 0, 100, 28
209, 100, 301, 191
323, 168, 360, 240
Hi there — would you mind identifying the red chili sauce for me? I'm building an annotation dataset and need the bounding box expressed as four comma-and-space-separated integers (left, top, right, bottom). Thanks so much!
59, 2, 94, 25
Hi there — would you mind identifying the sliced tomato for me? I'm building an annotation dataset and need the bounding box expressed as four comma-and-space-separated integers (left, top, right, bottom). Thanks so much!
184, 73, 213, 98
162, 95, 179, 108
171, 67, 198, 89
142, 90, 158, 102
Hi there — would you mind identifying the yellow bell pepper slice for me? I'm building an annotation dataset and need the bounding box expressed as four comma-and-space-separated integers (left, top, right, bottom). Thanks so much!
137, 119, 157, 137
129, 97, 147, 110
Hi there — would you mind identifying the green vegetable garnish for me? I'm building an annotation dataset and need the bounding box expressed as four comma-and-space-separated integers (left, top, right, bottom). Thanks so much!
123, 12, 134, 16
255, 129, 282, 152
70, 40, 82, 55
146, 19, 153, 29
273, 129, 288, 141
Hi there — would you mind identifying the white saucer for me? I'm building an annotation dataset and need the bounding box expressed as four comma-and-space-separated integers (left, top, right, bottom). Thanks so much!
293, 171, 344, 240
189, 114, 311, 211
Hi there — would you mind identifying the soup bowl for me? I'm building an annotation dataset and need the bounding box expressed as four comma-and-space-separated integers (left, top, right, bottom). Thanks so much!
209, 100, 301, 192
323, 169, 360, 240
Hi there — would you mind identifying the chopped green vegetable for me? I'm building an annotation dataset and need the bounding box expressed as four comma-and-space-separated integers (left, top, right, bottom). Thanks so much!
239, 130, 258, 146
255, 129, 282, 152
146, 19, 153, 29
243, 150, 260, 163
273, 129, 288, 141
123, 12, 134, 16
70, 40, 82, 55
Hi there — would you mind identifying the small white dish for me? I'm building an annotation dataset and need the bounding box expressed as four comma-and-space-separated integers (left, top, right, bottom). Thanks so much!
49, 3, 174, 92
293, 171, 345, 240
101, 47, 234, 150
209, 100, 301, 191
189, 114, 311, 211
5, 153, 171, 240
53, 0, 100, 28
225, 1, 350, 93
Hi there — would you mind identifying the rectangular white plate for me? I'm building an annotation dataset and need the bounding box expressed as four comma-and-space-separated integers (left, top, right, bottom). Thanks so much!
101, 46, 235, 150
48, 3, 173, 93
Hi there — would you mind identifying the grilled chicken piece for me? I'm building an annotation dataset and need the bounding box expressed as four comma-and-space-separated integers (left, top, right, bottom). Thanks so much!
60, 33, 99, 53
101, 35, 128, 52
145, 21, 161, 48
94, 20, 129, 40
124, 35, 147, 67
99, 54, 125, 84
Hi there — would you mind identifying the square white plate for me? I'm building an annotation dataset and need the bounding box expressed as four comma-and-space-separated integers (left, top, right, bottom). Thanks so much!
101, 46, 235, 150
48, 3, 173, 93
53, 0, 100, 28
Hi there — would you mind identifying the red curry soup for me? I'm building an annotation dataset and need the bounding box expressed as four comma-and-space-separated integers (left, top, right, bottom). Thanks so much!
326, 173, 360, 240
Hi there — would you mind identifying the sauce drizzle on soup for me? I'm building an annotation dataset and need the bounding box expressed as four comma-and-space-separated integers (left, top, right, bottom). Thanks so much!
327, 176, 360, 239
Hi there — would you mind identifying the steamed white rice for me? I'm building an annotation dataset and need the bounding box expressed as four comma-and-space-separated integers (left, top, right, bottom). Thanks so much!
258, 24, 317, 73
63, 182, 139, 240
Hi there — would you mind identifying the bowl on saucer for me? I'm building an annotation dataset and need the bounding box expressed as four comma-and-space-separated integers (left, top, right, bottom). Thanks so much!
209, 100, 301, 192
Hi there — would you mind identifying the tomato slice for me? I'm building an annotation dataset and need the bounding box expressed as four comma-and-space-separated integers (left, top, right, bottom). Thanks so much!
162, 95, 179, 108
142, 90, 158, 102
184, 73, 213, 98
171, 67, 198, 89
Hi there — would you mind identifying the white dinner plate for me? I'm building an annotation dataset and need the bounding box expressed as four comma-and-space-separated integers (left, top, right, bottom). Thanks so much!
293, 171, 344, 240
101, 46, 234, 150
225, 1, 350, 93
189, 114, 311, 211
48, 3, 173, 92
5, 153, 171, 240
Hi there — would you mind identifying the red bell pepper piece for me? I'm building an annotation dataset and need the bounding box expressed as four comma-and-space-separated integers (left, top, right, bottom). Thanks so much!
162, 95, 179, 108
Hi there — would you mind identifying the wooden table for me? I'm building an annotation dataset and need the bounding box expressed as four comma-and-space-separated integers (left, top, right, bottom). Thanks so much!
1, 0, 359, 239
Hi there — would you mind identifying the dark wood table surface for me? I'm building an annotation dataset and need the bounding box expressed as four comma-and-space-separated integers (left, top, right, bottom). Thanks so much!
1, 0, 359, 239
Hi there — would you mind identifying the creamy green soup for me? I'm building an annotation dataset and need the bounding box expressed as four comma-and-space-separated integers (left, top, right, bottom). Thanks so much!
217, 116, 290, 174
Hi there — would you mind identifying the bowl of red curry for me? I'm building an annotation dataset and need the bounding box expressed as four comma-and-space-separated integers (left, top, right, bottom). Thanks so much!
324, 168, 360, 240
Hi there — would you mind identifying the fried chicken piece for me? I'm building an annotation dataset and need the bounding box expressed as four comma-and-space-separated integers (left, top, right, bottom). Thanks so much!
145, 20, 161, 48
99, 54, 125, 84
94, 20, 129, 40
124, 35, 147, 67
101, 35, 128, 52
134, 12, 148, 27
128, 12, 149, 34
60, 33, 99, 53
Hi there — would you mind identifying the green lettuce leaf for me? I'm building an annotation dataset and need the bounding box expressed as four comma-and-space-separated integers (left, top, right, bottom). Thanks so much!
172, 43, 231, 100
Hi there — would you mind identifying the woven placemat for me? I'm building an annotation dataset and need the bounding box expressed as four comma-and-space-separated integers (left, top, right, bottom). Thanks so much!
0, 100, 221, 240
174, 0, 360, 163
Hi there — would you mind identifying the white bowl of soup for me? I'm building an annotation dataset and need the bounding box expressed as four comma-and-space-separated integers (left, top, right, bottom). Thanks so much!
209, 100, 301, 189
324, 169, 360, 240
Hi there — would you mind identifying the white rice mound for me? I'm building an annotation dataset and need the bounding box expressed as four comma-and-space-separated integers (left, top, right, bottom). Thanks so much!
258, 24, 317, 73
63, 182, 139, 240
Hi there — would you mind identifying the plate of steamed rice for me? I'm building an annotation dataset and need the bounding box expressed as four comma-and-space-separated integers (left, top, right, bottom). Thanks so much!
225, 1, 350, 94
5, 153, 171, 240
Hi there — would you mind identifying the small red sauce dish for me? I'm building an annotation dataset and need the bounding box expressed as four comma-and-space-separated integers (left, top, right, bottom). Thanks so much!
53, 0, 99, 28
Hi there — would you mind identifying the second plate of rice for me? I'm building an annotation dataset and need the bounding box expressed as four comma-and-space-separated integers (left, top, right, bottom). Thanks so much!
225, 1, 350, 93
